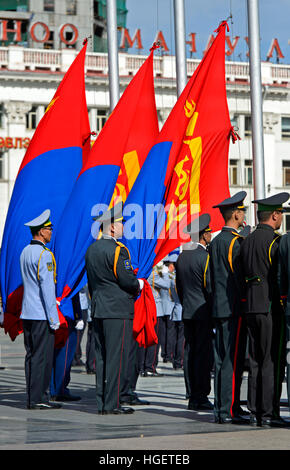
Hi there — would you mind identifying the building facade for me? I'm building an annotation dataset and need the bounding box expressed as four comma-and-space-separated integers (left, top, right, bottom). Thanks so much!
0, 2, 290, 241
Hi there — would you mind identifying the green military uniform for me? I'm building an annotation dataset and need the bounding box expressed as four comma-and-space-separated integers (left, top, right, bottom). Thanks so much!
85, 203, 140, 414
240, 192, 289, 427
176, 214, 213, 411
209, 191, 248, 424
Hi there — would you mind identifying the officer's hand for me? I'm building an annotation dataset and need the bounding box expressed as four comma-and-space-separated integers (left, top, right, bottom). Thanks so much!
138, 279, 144, 290
162, 265, 169, 275
50, 322, 60, 331
75, 320, 84, 330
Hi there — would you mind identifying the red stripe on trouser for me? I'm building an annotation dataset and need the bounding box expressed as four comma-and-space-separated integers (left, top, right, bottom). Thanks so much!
230, 316, 242, 417
117, 320, 126, 409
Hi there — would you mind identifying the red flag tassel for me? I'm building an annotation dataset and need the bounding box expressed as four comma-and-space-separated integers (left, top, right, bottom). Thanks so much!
133, 279, 158, 348
230, 126, 241, 144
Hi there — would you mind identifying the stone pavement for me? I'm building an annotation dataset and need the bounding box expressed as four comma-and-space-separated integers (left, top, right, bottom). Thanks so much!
1, 328, 290, 452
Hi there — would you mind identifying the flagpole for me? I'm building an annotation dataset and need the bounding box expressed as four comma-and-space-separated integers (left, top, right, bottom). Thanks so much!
173, 0, 187, 97
247, 0, 266, 200
106, 0, 120, 112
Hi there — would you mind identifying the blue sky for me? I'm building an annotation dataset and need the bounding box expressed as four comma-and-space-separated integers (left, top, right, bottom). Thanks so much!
125, 0, 290, 64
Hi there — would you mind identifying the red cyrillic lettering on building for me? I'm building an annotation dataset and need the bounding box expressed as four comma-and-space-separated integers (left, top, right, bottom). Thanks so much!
119, 28, 143, 50
267, 38, 285, 60
186, 33, 197, 54
30, 22, 50, 43
225, 36, 240, 56
154, 31, 169, 52
5, 137, 13, 148
23, 138, 31, 149
1, 19, 22, 42
59, 23, 79, 45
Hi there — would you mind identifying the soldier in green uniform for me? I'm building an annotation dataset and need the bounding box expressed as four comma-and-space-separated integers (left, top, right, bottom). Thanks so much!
85, 202, 143, 415
240, 193, 290, 427
209, 191, 249, 424
176, 213, 213, 411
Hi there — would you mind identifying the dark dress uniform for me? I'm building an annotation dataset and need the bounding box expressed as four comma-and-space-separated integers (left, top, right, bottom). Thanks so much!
240, 192, 290, 426
176, 213, 213, 410
209, 191, 248, 423
278, 233, 290, 412
85, 233, 140, 414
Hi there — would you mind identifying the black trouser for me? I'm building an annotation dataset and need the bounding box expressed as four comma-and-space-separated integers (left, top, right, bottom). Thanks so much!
93, 318, 132, 412
120, 333, 140, 402
159, 315, 175, 361
286, 317, 290, 410
247, 310, 286, 419
183, 317, 212, 404
213, 316, 247, 420
246, 312, 273, 419
86, 321, 96, 372
137, 317, 161, 373
171, 321, 184, 369
22, 319, 55, 407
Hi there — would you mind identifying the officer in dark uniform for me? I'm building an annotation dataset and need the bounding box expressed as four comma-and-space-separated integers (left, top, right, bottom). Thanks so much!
240, 192, 290, 427
176, 213, 213, 411
20, 210, 61, 410
278, 219, 290, 414
209, 191, 248, 424
85, 202, 142, 415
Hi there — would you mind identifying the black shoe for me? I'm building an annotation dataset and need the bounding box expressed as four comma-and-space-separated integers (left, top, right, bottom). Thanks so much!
143, 370, 163, 377
28, 402, 62, 410
218, 417, 233, 424
188, 399, 214, 411
261, 417, 290, 428
121, 397, 150, 406
86, 369, 96, 375
51, 394, 81, 402
103, 407, 135, 415
231, 414, 250, 425
249, 414, 259, 427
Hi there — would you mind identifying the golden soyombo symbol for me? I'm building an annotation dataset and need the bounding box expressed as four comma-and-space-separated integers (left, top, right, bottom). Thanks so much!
166, 99, 202, 232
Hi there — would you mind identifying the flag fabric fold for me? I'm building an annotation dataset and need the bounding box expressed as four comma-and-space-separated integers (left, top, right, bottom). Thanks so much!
52, 49, 159, 315
0, 41, 90, 343
122, 22, 233, 345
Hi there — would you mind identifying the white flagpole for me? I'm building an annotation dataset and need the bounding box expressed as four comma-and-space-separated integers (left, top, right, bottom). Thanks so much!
173, 0, 187, 98
247, 0, 266, 200
106, 0, 120, 112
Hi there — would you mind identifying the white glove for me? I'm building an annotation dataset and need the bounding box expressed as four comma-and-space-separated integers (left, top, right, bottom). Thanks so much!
75, 320, 84, 330
50, 322, 60, 331
138, 279, 144, 290
162, 265, 169, 274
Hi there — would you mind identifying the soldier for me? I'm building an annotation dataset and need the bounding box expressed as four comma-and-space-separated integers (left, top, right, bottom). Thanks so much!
278, 220, 290, 414
85, 202, 143, 415
240, 193, 290, 427
176, 213, 213, 411
209, 191, 249, 424
20, 209, 61, 410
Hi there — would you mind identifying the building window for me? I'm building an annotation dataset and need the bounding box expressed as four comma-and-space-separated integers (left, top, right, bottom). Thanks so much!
244, 115, 252, 136
229, 159, 238, 186
283, 209, 290, 232
44, 31, 54, 49
244, 159, 253, 186
282, 117, 290, 139
282, 160, 290, 186
66, 0, 77, 15
44, 0, 54, 12
0, 152, 5, 180
96, 109, 107, 132
26, 106, 37, 130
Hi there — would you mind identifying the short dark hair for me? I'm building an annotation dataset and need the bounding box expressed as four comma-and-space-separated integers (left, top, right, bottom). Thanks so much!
220, 207, 234, 223
257, 210, 273, 223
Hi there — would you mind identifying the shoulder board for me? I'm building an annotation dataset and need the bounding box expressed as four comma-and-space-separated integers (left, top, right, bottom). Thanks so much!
228, 235, 240, 273
269, 235, 281, 265
231, 231, 243, 238
37, 247, 57, 283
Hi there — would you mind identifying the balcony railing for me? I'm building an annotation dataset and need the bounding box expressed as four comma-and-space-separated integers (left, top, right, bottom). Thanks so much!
0, 46, 289, 86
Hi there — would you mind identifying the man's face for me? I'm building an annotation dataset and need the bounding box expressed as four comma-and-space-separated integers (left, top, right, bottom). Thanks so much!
113, 221, 124, 239
204, 231, 212, 245
274, 210, 283, 229
236, 209, 246, 227
40, 226, 53, 243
